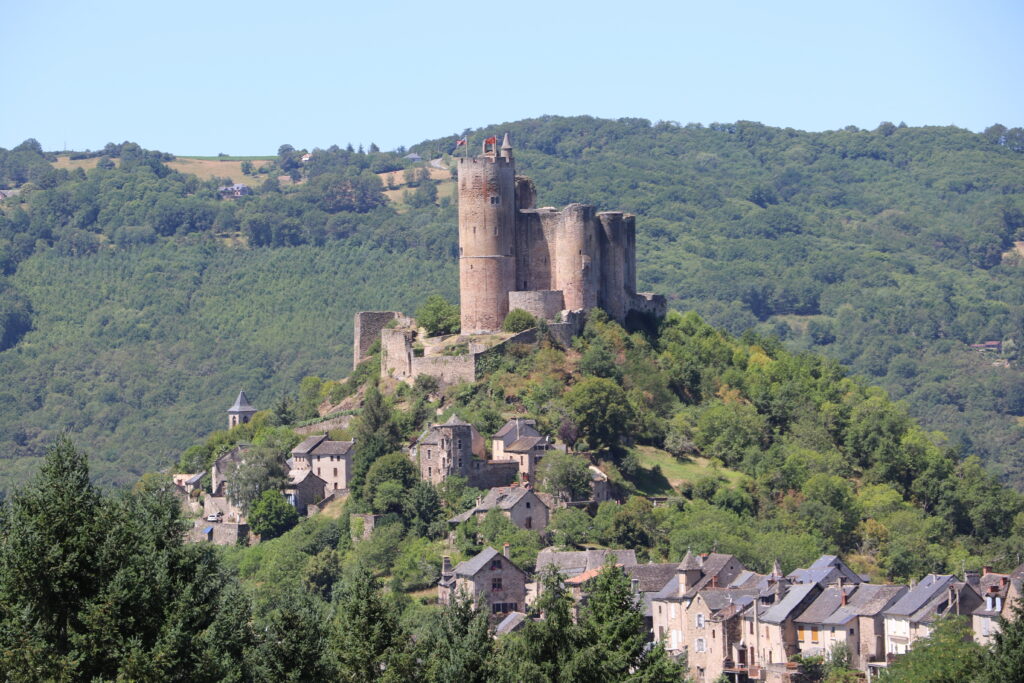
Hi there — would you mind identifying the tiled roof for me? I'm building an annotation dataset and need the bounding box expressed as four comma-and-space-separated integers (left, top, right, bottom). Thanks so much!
535, 548, 637, 577
821, 584, 907, 623
794, 586, 856, 625
679, 550, 701, 571
442, 414, 471, 427
312, 440, 354, 456
494, 418, 539, 441
494, 611, 527, 635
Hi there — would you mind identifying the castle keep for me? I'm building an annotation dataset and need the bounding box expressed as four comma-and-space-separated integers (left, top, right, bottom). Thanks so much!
352, 134, 665, 382
457, 134, 665, 333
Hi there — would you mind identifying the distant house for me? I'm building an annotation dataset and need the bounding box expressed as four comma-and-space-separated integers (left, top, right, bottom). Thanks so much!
448, 485, 549, 531
491, 418, 553, 482
439, 544, 529, 616
218, 183, 252, 199
403, 152, 423, 162
301, 153, 312, 163
970, 340, 1003, 353
787, 555, 864, 587
880, 574, 981, 657
411, 415, 516, 488
283, 469, 327, 514
289, 434, 354, 492
535, 547, 638, 581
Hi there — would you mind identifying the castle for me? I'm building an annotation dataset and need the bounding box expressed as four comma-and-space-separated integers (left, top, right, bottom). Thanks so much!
353, 134, 665, 381
457, 134, 664, 333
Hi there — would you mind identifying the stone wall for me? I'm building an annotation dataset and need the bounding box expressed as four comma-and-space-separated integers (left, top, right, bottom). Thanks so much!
467, 459, 519, 489
353, 311, 399, 369
508, 290, 564, 321
381, 328, 414, 379
295, 414, 353, 435
413, 354, 477, 385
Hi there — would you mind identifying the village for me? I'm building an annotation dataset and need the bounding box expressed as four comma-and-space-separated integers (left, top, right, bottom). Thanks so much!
164, 136, 1024, 683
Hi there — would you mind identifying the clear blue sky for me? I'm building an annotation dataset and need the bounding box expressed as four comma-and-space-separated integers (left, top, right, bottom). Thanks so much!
2, 0, 1021, 155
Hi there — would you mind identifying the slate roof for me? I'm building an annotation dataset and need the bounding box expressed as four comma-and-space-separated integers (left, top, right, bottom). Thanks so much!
443, 414, 471, 427
448, 486, 545, 523
535, 548, 637, 577
679, 550, 701, 571
821, 584, 907, 625
287, 469, 325, 486
494, 611, 527, 635
794, 586, 856, 625
494, 418, 540, 442
625, 563, 681, 593
787, 555, 862, 586
453, 546, 527, 578
185, 472, 204, 485
292, 435, 327, 455
228, 390, 255, 413
884, 574, 956, 617
507, 436, 545, 452
700, 588, 760, 613
761, 583, 820, 624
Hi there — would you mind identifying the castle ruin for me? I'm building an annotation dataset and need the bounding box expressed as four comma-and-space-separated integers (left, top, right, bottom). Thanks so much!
457, 134, 664, 333
353, 133, 665, 383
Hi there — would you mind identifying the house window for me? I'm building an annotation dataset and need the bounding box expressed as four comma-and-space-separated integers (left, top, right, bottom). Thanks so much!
457, 438, 462, 449
811, 627, 819, 644
749, 620, 753, 634
427, 467, 432, 477
490, 195, 500, 205
427, 449, 432, 459
492, 577, 503, 591
490, 560, 502, 570
695, 638, 706, 653
525, 501, 531, 509
696, 613, 705, 629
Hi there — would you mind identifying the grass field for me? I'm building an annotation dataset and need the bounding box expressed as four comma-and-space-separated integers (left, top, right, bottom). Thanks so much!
380, 163, 454, 211
623, 446, 748, 497
52, 156, 111, 171
166, 157, 273, 182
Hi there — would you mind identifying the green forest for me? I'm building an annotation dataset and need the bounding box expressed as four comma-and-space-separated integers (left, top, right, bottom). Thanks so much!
1, 117, 1024, 493
2, 307, 1023, 681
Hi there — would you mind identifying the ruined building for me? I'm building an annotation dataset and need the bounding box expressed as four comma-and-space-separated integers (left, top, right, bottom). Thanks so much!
457, 134, 664, 333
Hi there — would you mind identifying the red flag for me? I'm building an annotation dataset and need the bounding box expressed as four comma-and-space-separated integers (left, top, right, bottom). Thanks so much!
484, 136, 497, 145
454, 138, 467, 147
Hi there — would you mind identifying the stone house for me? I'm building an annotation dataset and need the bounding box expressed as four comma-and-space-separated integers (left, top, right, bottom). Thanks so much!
283, 469, 327, 515
448, 485, 549, 531
879, 574, 982, 657
206, 445, 249, 523
289, 434, 354, 492
651, 551, 749, 648
758, 582, 822, 668
787, 555, 863, 587
411, 415, 517, 488
971, 565, 1020, 646
790, 582, 906, 671
438, 544, 528, 617
490, 418, 553, 482
535, 547, 638, 580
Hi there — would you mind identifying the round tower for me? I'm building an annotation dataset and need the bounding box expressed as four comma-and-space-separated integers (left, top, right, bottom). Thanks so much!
228, 389, 256, 428
457, 134, 517, 334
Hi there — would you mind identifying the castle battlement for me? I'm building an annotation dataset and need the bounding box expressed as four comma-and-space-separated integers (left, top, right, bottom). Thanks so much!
458, 134, 665, 332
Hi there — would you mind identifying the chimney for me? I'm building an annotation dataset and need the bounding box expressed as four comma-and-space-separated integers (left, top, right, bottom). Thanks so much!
711, 576, 718, 588
983, 565, 992, 575
965, 571, 981, 588
442, 556, 452, 575
503, 543, 510, 559
1001, 576, 1008, 589
631, 578, 640, 594
841, 589, 848, 607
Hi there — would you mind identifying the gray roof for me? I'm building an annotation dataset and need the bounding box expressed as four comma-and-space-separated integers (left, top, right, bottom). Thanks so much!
699, 588, 760, 613
794, 586, 856, 625
679, 550, 701, 571
822, 584, 907, 624
184, 472, 204, 485
442, 414, 471, 427
453, 546, 527, 579
787, 555, 862, 587
228, 390, 255, 413
506, 436, 546, 452
535, 547, 637, 577
624, 563, 680, 593
761, 583, 821, 624
448, 486, 546, 523
494, 418, 541, 445
494, 611, 527, 635
292, 435, 327, 455
884, 575, 956, 617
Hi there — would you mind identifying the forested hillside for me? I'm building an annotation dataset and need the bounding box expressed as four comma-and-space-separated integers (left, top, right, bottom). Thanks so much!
1, 118, 1023, 492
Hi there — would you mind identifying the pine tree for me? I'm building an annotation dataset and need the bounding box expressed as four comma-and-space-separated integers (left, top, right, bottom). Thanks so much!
417, 594, 494, 683
351, 382, 401, 495
578, 563, 646, 677
332, 565, 411, 682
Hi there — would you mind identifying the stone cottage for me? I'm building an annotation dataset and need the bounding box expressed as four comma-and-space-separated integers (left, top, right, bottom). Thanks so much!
439, 544, 529, 617
448, 485, 549, 531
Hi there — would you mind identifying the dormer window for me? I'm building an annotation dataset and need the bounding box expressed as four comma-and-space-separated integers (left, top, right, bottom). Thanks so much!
987, 596, 993, 611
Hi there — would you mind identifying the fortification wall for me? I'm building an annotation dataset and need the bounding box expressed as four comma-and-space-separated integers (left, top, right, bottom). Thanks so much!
597, 212, 627, 322
508, 290, 564, 321
628, 293, 669, 318
553, 204, 599, 311
515, 209, 555, 292
353, 311, 398, 368
460, 256, 515, 333
411, 355, 477, 386
467, 460, 519, 489
380, 328, 414, 379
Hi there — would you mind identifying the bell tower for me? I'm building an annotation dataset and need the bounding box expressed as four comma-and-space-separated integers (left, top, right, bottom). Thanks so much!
227, 389, 256, 428
457, 133, 517, 334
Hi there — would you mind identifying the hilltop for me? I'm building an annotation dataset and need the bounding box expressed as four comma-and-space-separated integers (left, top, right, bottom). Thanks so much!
0, 119, 1023, 493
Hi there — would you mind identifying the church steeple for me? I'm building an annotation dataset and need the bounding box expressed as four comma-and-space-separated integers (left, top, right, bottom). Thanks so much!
227, 389, 256, 428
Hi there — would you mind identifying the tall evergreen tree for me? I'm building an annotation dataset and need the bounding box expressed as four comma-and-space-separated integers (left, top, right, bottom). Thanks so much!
332, 565, 411, 682
351, 382, 401, 494
417, 594, 494, 683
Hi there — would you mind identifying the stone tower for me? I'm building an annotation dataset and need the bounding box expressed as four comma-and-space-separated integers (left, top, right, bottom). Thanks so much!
227, 389, 256, 428
457, 134, 517, 334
